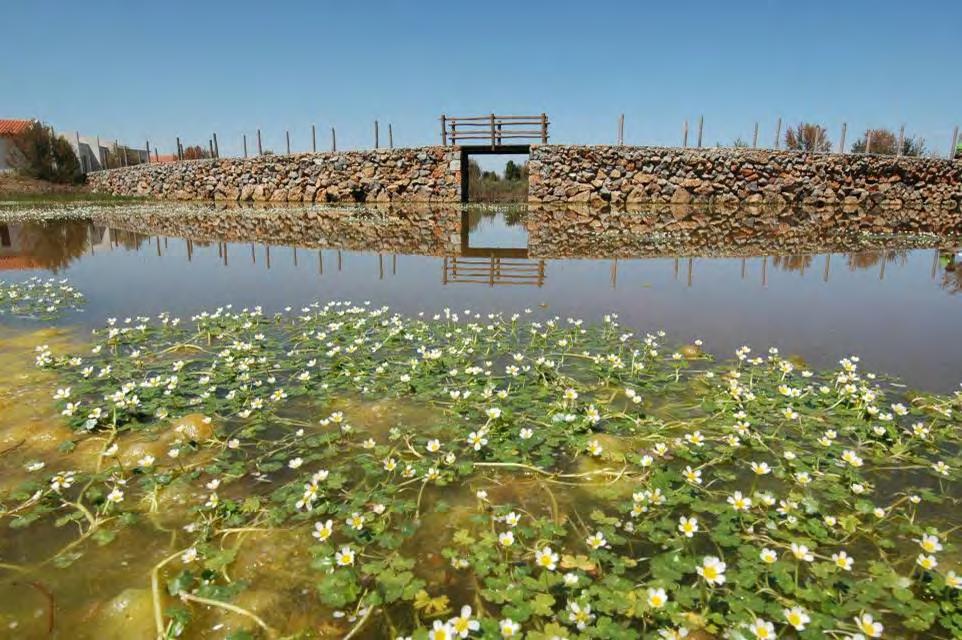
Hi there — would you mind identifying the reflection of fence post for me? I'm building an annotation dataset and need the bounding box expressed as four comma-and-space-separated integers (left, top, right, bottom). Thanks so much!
696, 115, 703, 148
752, 122, 758, 148
838, 123, 846, 154
774, 117, 782, 150
896, 125, 905, 157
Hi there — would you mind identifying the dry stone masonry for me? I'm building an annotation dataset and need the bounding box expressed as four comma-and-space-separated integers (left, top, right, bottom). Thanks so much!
88, 148, 460, 203
528, 145, 962, 211
89, 144, 962, 214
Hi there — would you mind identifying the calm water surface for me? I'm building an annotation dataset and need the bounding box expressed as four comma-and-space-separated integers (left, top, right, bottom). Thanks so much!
2, 204, 960, 390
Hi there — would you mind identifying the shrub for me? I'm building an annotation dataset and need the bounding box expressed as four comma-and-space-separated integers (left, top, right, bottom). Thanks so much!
851, 128, 926, 156
784, 123, 832, 152
8, 122, 83, 184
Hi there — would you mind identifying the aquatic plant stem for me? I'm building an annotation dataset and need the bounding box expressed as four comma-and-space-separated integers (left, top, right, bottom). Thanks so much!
179, 591, 278, 637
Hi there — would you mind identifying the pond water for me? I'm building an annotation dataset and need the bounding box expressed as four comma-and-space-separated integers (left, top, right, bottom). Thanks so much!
1, 204, 960, 391
0, 203, 961, 639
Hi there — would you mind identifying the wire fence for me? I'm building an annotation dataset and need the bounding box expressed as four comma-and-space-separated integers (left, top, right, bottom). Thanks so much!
81, 114, 962, 171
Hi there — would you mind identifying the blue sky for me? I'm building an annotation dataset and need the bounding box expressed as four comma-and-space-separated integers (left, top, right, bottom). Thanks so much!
3, 1, 960, 160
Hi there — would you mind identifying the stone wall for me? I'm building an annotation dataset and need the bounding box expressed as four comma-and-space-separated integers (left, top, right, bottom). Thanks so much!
89, 144, 962, 213
87, 147, 460, 203
528, 145, 962, 211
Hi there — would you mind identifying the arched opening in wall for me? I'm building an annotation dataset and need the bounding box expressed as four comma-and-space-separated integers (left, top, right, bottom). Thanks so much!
460, 147, 530, 203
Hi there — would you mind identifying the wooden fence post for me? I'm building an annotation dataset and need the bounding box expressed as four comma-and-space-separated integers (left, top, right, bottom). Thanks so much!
866, 130, 873, 154
312, 124, 316, 152
286, 130, 291, 155
243, 134, 248, 158
696, 115, 703, 148
774, 117, 782, 150
208, 139, 214, 158
213, 133, 219, 158
257, 129, 262, 156
155, 149, 159, 162
682, 120, 688, 148
331, 127, 337, 152
839, 123, 847, 154
389, 123, 394, 149
752, 122, 758, 148
541, 113, 548, 143
896, 125, 905, 157
145, 139, 150, 164
175, 137, 181, 161
489, 113, 495, 149
441, 115, 447, 146
951, 126, 959, 159
374, 120, 379, 149
618, 114, 624, 145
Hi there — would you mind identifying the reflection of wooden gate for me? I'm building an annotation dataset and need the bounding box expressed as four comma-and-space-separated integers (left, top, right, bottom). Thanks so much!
443, 255, 546, 287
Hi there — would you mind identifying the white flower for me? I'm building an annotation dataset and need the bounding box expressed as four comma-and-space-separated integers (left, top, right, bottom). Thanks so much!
585, 531, 607, 550
567, 601, 594, 630
790, 543, 814, 562
917, 553, 938, 570
448, 605, 479, 638
181, 547, 199, 563
485, 407, 502, 420
335, 546, 355, 566
288, 457, 304, 469
499, 618, 520, 637
647, 587, 668, 608
749, 618, 775, 639
678, 516, 699, 538
760, 548, 778, 564
696, 556, 726, 586
313, 519, 333, 541
783, 607, 810, 631
535, 546, 559, 571
106, 487, 124, 504
832, 551, 854, 571
919, 534, 943, 554
727, 491, 752, 511
498, 531, 515, 547
854, 613, 883, 638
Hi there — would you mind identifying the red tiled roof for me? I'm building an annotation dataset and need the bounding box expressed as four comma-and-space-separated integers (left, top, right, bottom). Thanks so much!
0, 119, 34, 136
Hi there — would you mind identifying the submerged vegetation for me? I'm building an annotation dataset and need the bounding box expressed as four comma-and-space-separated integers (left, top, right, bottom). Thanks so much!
0, 276, 84, 318
0, 296, 960, 638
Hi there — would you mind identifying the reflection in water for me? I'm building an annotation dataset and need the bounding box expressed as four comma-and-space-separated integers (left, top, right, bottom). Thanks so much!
1, 202, 961, 390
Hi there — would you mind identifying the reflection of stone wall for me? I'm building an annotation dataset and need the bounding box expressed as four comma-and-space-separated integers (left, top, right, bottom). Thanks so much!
97, 204, 462, 255
528, 145, 962, 211
526, 203, 959, 258
87, 148, 460, 203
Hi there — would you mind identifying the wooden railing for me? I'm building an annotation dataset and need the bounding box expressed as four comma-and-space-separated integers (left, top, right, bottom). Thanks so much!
441, 114, 549, 147
443, 256, 546, 287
